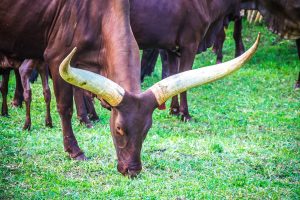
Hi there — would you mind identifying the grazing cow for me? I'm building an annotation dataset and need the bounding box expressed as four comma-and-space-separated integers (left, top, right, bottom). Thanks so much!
255, 0, 300, 89
130, 0, 245, 121
0, 0, 259, 177
0, 56, 52, 130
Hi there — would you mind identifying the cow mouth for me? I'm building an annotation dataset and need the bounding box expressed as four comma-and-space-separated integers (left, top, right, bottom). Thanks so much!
117, 162, 142, 178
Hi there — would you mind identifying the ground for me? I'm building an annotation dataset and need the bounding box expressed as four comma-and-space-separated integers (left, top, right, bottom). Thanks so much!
0, 21, 299, 199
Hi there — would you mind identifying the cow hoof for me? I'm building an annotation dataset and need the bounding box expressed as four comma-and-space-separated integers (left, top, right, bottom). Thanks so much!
79, 118, 93, 128
212, 47, 217, 54
181, 114, 192, 122
86, 123, 93, 129
23, 124, 31, 131
89, 115, 100, 122
11, 101, 22, 108
170, 107, 180, 116
1, 112, 9, 117
45, 121, 53, 128
73, 153, 88, 161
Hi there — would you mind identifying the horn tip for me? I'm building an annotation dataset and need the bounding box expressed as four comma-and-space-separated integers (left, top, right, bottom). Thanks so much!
70, 47, 78, 58
59, 47, 78, 77
254, 33, 261, 46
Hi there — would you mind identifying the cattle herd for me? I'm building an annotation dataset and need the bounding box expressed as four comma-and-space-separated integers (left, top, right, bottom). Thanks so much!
0, 0, 299, 177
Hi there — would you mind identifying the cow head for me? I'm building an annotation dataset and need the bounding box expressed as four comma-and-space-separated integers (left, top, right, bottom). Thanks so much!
109, 91, 157, 176
59, 34, 260, 177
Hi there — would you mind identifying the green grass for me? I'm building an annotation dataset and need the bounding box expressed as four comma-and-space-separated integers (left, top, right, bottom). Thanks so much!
1, 21, 299, 199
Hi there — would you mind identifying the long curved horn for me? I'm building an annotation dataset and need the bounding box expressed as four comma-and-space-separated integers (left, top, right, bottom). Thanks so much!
148, 33, 261, 106
59, 48, 125, 107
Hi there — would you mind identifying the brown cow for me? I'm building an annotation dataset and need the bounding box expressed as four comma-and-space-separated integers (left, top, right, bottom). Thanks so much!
0, 0, 259, 177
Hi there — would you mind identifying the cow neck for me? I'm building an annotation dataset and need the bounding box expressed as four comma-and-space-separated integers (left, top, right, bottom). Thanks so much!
102, 0, 141, 94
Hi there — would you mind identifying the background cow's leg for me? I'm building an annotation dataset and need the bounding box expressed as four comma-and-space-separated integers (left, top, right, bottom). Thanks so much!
178, 45, 198, 122
19, 60, 34, 130
160, 49, 169, 79
36, 63, 53, 128
233, 16, 245, 57
74, 87, 93, 128
84, 91, 99, 122
213, 28, 226, 64
295, 39, 300, 90
164, 51, 180, 116
12, 69, 24, 107
140, 49, 159, 82
0, 68, 10, 116
157, 49, 169, 110
49, 65, 86, 160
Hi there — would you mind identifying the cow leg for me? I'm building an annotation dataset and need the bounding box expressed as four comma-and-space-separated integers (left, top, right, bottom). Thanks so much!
12, 69, 24, 107
49, 64, 86, 160
74, 87, 93, 128
140, 49, 159, 82
170, 96, 180, 116
84, 91, 99, 122
295, 39, 300, 90
178, 45, 198, 122
160, 49, 169, 79
163, 51, 181, 116
213, 28, 226, 64
157, 49, 169, 110
233, 16, 245, 57
36, 63, 53, 128
19, 60, 34, 130
0, 69, 10, 116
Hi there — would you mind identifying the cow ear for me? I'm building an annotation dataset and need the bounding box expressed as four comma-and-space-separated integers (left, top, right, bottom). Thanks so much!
116, 126, 125, 136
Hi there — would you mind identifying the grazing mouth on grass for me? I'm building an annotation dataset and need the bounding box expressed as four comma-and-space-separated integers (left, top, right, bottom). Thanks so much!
117, 162, 142, 178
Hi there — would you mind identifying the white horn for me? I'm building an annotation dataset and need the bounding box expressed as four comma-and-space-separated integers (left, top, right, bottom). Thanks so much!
59, 48, 125, 107
148, 33, 261, 105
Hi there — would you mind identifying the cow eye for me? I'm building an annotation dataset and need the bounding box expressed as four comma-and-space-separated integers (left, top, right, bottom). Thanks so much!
116, 126, 125, 136
115, 126, 128, 148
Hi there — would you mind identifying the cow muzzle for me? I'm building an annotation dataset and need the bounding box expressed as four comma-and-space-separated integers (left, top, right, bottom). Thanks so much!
117, 162, 142, 178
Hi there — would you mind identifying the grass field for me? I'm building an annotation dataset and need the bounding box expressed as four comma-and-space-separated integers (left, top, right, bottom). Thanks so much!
1, 21, 299, 199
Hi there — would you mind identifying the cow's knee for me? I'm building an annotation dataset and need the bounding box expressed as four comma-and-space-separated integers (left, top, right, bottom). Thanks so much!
23, 89, 32, 103
43, 87, 51, 103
